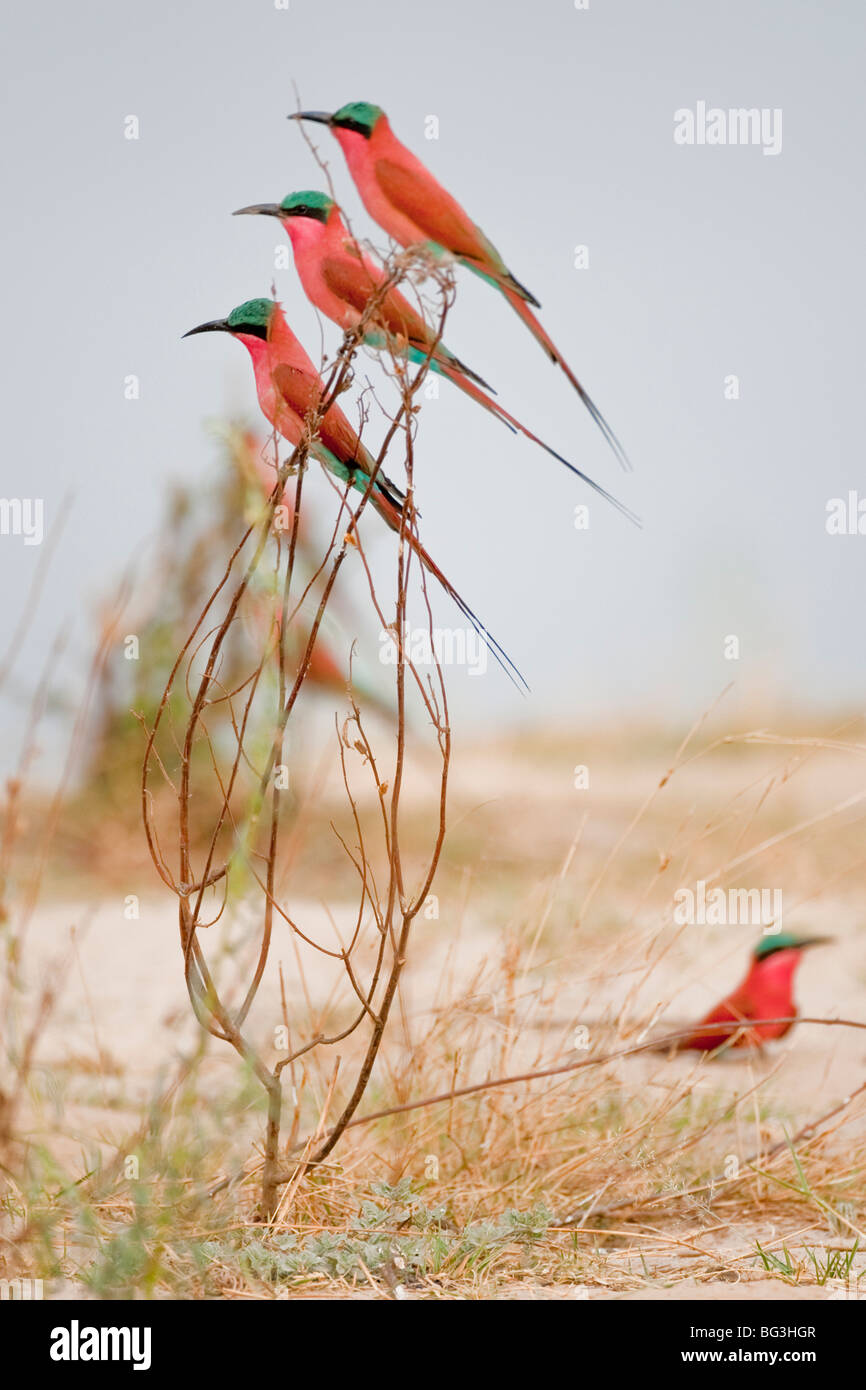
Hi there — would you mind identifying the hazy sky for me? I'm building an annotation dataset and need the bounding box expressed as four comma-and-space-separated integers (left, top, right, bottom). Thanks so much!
2, 0, 865, 772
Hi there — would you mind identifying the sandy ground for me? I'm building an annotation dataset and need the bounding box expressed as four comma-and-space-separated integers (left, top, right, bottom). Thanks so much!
10, 722, 866, 1298
20, 891, 866, 1102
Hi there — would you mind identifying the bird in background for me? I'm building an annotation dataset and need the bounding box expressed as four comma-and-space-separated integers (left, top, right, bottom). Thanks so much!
290, 101, 631, 473
227, 425, 396, 720
233, 190, 636, 525
668, 933, 829, 1053
184, 297, 525, 689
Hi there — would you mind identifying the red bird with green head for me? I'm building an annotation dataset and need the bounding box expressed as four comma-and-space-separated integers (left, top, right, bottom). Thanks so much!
290, 102, 630, 471
675, 933, 829, 1053
233, 190, 635, 524
184, 297, 524, 687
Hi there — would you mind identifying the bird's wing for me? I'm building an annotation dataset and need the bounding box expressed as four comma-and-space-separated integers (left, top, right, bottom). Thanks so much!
272, 361, 396, 499
271, 362, 322, 420
374, 157, 539, 305
321, 247, 382, 314
374, 158, 491, 259
322, 247, 432, 347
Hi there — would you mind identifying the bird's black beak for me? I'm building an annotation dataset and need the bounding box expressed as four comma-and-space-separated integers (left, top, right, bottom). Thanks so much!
233, 203, 283, 219
289, 110, 333, 126
797, 935, 832, 950
183, 318, 230, 339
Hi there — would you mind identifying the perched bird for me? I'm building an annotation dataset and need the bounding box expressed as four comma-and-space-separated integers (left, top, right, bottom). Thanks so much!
670, 933, 829, 1053
234, 191, 635, 524
184, 297, 524, 688
290, 102, 630, 471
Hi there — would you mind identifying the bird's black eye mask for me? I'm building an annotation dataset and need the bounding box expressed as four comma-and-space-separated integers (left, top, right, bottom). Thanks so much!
284, 203, 330, 222
229, 320, 269, 339
331, 115, 374, 138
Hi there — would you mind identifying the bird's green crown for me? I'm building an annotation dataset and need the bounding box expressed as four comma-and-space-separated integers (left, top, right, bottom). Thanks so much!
279, 190, 335, 222
331, 101, 384, 136
753, 932, 815, 959
226, 298, 275, 336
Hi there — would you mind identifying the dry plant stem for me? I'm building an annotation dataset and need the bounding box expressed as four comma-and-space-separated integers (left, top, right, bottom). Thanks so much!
273, 1013, 866, 1180
576, 1074, 866, 1230
298, 327, 452, 1178
261, 285, 453, 1204
143, 256, 456, 1218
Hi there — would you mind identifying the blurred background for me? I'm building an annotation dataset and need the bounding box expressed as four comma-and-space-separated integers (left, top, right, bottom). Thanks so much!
2, 0, 866, 777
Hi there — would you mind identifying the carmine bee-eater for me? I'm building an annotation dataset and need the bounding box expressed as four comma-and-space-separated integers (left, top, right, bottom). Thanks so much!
184, 297, 525, 688
233, 191, 636, 525
672, 933, 829, 1053
290, 102, 630, 471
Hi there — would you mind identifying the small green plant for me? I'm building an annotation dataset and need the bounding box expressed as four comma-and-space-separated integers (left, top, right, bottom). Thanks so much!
803, 1239, 860, 1286
754, 1241, 797, 1278
229, 1182, 553, 1290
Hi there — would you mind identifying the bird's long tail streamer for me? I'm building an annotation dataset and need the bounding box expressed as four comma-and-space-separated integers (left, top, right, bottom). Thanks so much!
500, 287, 632, 474
370, 490, 528, 693
436, 357, 639, 527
